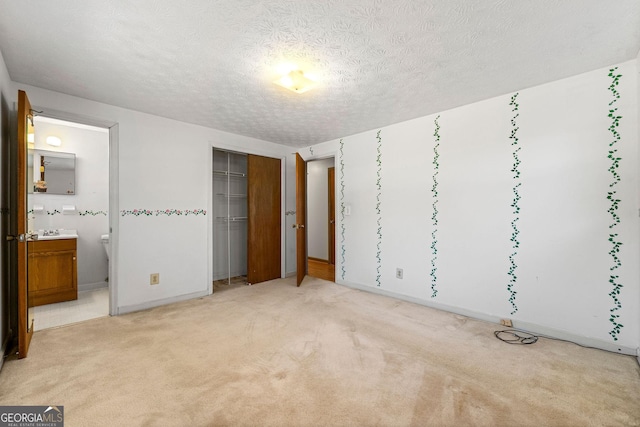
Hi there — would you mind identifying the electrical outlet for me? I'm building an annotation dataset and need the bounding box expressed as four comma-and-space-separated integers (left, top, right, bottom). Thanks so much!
500, 318, 513, 327
396, 268, 403, 279
150, 273, 160, 285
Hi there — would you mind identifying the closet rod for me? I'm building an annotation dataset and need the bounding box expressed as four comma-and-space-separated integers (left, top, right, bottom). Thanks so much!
216, 216, 247, 221
213, 170, 246, 177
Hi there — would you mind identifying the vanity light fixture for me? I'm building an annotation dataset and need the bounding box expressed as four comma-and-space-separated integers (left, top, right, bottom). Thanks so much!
274, 69, 317, 94
46, 136, 62, 147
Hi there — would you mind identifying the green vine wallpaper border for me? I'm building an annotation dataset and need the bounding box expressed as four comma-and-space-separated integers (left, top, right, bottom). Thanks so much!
430, 116, 441, 298
606, 67, 624, 341
79, 210, 108, 216
375, 130, 382, 287
507, 93, 521, 315
339, 138, 346, 280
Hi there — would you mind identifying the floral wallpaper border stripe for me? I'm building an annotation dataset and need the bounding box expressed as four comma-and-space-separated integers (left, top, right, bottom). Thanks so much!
28, 209, 108, 216
430, 115, 441, 298
375, 130, 382, 287
606, 67, 624, 341
28, 208, 207, 217
121, 209, 207, 217
507, 93, 521, 315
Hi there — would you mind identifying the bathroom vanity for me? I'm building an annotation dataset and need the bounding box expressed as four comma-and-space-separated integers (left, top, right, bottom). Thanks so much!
28, 231, 78, 307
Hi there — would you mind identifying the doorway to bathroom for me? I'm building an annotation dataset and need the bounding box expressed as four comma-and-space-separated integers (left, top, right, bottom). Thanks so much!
28, 115, 110, 330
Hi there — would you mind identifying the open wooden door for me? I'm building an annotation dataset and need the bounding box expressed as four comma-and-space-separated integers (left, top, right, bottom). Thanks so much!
247, 154, 281, 284
295, 153, 306, 286
16, 90, 34, 358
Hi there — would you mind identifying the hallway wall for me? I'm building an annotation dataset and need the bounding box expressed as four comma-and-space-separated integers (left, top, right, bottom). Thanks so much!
307, 158, 334, 260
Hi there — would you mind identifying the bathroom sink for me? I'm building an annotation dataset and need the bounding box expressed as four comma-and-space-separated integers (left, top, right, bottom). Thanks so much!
35, 229, 78, 240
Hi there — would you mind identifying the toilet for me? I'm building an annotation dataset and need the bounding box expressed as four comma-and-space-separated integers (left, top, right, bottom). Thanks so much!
101, 234, 110, 259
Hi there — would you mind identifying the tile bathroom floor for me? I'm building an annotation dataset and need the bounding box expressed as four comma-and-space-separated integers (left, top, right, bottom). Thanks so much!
33, 287, 109, 331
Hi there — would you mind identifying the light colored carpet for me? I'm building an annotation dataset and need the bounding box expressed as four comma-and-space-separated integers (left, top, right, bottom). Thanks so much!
0, 277, 638, 426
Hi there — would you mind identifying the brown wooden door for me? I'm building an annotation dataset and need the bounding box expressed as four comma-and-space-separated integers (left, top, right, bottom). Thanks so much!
17, 90, 34, 358
328, 167, 335, 265
247, 154, 281, 284
295, 153, 306, 286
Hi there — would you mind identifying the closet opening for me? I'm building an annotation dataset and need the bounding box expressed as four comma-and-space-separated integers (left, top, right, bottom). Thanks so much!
212, 149, 248, 291
212, 148, 282, 292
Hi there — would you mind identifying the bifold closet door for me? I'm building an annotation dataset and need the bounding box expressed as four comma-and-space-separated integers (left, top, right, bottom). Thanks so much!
247, 154, 281, 284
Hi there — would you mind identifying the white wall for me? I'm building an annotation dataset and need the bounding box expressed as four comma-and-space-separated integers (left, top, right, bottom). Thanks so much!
307, 158, 334, 260
636, 48, 640, 360
28, 119, 109, 287
305, 60, 640, 353
13, 83, 293, 313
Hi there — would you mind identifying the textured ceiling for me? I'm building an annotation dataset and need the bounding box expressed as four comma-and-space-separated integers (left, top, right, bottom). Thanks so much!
1, 1, 639, 147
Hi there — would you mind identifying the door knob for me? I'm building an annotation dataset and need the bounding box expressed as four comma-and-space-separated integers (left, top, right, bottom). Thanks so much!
6, 234, 22, 242
292, 224, 305, 229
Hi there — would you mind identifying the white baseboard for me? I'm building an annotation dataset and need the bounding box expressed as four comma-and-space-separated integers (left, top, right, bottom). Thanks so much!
285, 271, 296, 278
78, 281, 108, 292
116, 290, 209, 315
336, 279, 637, 356
512, 320, 636, 355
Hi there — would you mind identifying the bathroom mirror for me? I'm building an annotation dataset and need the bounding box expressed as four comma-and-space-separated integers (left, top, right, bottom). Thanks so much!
27, 149, 76, 195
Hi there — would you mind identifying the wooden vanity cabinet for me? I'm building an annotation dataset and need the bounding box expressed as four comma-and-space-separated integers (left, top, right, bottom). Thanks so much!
28, 238, 77, 307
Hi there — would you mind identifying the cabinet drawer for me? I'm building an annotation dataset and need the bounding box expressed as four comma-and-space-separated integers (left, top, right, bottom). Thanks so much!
28, 238, 76, 253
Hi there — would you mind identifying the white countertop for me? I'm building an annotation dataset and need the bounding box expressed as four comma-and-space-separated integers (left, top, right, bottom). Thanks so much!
34, 229, 78, 240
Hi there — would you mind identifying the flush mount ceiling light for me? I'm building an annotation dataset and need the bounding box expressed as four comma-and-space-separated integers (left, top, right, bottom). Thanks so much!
274, 69, 317, 94
46, 136, 62, 147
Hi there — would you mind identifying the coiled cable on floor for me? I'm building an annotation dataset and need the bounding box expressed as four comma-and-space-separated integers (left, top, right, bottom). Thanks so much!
494, 329, 539, 345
